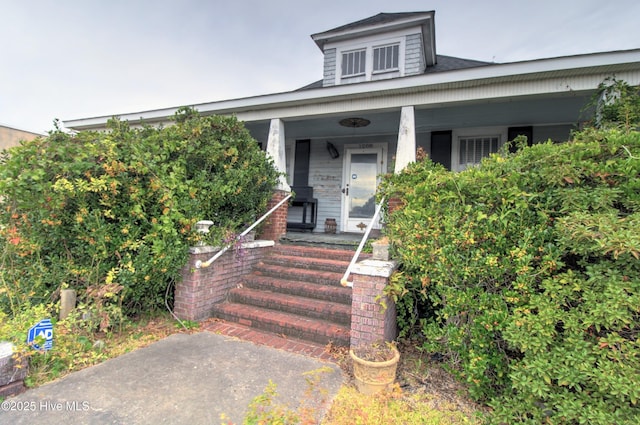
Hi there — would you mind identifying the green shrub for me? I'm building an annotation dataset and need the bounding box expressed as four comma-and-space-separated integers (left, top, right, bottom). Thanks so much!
0, 109, 278, 319
585, 77, 640, 132
380, 128, 640, 423
0, 303, 106, 387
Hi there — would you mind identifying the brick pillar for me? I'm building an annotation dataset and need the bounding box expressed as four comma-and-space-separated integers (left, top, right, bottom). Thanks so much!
257, 189, 289, 242
350, 259, 399, 348
387, 197, 404, 215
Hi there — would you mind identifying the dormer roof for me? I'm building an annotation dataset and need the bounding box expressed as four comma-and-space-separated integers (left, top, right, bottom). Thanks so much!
311, 11, 437, 66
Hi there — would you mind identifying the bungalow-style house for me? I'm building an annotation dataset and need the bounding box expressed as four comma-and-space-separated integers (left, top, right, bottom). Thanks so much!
64, 11, 640, 235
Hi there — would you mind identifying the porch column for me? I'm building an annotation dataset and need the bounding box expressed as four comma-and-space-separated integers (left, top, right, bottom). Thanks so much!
259, 118, 290, 241
394, 106, 416, 174
266, 118, 291, 192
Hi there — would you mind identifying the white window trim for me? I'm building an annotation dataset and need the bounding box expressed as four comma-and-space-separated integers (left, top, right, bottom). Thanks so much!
372, 43, 400, 74
329, 28, 412, 85
451, 127, 507, 172
341, 48, 367, 78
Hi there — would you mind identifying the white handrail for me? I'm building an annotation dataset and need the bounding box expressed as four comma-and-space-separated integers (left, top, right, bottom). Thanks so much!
340, 197, 386, 287
195, 193, 292, 269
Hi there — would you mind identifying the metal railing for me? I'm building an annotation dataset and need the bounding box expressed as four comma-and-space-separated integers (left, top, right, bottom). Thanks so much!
340, 197, 386, 287
195, 193, 292, 269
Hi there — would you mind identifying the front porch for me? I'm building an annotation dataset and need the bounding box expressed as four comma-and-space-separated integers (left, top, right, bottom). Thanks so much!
245, 92, 587, 234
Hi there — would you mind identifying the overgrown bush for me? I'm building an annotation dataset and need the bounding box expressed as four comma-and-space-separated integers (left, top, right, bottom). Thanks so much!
0, 108, 278, 320
0, 304, 112, 387
380, 128, 640, 423
586, 77, 640, 132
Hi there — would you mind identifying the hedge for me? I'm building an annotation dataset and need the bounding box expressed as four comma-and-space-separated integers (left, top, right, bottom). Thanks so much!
380, 128, 640, 424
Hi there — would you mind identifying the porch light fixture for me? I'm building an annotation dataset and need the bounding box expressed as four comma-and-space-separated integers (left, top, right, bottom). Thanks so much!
326, 141, 340, 159
339, 117, 370, 128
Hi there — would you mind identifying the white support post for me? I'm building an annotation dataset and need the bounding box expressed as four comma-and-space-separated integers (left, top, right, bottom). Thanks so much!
266, 118, 291, 192
394, 106, 416, 174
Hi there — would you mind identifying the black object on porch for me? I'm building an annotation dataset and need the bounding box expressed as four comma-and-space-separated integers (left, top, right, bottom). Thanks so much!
287, 139, 317, 232
287, 186, 318, 232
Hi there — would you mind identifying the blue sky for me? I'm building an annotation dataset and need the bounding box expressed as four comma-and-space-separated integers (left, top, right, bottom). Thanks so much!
2, 0, 639, 134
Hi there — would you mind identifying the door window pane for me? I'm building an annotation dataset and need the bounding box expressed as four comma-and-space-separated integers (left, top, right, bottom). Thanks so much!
349, 153, 377, 218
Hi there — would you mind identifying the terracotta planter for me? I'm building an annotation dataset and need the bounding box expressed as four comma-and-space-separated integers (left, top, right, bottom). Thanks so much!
350, 345, 400, 394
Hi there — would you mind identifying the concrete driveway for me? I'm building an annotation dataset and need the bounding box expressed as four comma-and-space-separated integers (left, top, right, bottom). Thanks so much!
0, 332, 343, 424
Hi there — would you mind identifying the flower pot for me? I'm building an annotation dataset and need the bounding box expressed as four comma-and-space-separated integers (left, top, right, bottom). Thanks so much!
350, 345, 400, 395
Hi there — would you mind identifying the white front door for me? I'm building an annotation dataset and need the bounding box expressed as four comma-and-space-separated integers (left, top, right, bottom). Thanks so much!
341, 145, 385, 233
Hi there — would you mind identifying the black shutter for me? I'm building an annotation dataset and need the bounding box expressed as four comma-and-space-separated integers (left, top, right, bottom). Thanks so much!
293, 139, 310, 186
508, 126, 533, 153
430, 130, 452, 171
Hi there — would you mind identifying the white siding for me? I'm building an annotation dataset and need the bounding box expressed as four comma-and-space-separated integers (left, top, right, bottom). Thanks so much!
404, 33, 424, 76
323, 48, 336, 87
285, 137, 398, 233
309, 140, 343, 232
306, 136, 394, 233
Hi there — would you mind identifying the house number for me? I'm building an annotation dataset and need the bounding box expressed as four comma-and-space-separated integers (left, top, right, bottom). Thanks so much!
358, 143, 373, 149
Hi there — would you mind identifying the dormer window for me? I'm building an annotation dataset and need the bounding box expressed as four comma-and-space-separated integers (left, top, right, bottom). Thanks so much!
373, 44, 399, 73
312, 12, 436, 87
337, 39, 404, 84
341, 49, 366, 77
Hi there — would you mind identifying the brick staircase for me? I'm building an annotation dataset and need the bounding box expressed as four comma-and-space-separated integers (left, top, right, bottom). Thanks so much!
211, 243, 361, 347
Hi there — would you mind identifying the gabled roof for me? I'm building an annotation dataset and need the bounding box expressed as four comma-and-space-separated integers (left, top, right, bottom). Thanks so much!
315, 12, 434, 35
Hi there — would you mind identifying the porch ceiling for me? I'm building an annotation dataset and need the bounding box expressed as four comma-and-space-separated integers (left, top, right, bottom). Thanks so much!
244, 91, 592, 143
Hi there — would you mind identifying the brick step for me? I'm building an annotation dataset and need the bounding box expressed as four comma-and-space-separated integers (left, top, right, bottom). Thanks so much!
262, 253, 350, 273
272, 244, 365, 262
202, 319, 336, 361
211, 302, 350, 346
242, 274, 352, 304
228, 287, 351, 325
253, 262, 345, 286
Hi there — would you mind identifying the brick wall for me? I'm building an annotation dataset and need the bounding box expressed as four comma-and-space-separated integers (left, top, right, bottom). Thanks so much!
387, 197, 405, 215
257, 190, 289, 242
174, 242, 273, 321
349, 260, 398, 348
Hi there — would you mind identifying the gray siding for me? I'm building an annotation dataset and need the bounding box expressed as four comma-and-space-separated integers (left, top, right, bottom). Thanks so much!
311, 136, 394, 232
404, 33, 424, 76
309, 140, 342, 231
322, 48, 337, 87
288, 136, 397, 233
532, 125, 573, 144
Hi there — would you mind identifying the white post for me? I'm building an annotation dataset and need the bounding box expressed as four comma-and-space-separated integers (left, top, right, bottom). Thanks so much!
59, 289, 77, 320
266, 118, 291, 192
395, 106, 416, 174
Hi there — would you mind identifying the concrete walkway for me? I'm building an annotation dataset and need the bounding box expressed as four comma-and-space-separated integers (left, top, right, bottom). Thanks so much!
0, 332, 344, 424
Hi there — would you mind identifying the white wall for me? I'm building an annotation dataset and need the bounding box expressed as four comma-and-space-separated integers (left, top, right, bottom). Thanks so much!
286, 135, 395, 233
